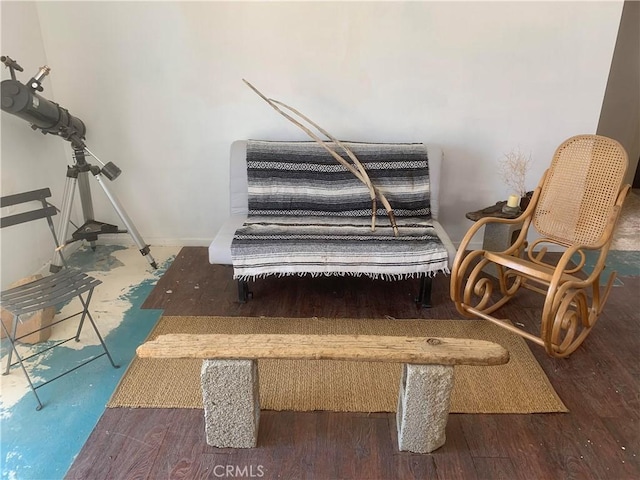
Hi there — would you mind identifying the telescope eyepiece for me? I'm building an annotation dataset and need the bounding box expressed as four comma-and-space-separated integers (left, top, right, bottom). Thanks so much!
29, 65, 50, 92
34, 65, 50, 80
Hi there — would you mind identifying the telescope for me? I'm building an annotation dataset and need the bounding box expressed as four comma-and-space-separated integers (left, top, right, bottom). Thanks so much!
1, 55, 157, 270
1, 55, 87, 149
1, 55, 122, 180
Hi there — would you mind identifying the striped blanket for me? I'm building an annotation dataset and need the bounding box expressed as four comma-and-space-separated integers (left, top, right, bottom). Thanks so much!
231, 141, 449, 280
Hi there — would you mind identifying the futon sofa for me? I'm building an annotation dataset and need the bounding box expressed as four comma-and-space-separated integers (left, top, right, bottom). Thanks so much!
209, 140, 456, 306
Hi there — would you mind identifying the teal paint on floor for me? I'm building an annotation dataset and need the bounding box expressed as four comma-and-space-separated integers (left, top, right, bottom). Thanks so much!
604, 250, 640, 278
64, 244, 128, 272
0, 246, 177, 480
573, 250, 640, 286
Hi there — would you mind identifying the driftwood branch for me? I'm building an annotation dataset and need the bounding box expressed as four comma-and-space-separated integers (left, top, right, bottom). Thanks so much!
243, 79, 398, 236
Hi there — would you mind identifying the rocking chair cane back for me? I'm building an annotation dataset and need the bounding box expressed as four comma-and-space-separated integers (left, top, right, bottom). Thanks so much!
0, 188, 119, 410
450, 135, 630, 358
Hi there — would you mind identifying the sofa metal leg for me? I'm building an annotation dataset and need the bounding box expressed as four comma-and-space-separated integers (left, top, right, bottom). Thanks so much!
416, 276, 432, 308
237, 280, 251, 303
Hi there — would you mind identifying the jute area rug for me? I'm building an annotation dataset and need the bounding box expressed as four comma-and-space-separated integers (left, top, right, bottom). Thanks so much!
108, 316, 567, 414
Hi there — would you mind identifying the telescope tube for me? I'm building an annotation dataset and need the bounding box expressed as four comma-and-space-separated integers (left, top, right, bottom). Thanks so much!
1, 79, 86, 138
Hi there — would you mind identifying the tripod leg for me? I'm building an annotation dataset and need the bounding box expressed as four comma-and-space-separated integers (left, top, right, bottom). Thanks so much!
77, 170, 97, 251
51, 171, 78, 272
92, 174, 158, 269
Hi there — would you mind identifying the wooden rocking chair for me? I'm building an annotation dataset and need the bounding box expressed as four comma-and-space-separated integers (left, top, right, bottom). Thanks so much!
450, 135, 630, 358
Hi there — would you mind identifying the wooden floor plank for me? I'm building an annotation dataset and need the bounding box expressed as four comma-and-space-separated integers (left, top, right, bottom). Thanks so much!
68, 246, 640, 480
459, 414, 512, 459
67, 408, 167, 480
471, 457, 518, 480
431, 416, 479, 480
145, 409, 207, 480
64, 408, 124, 480
601, 416, 640, 475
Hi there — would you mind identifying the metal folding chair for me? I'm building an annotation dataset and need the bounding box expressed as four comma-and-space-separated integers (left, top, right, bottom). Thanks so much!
0, 188, 119, 410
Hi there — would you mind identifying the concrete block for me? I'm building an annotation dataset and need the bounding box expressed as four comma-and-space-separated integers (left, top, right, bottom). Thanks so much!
200, 359, 260, 448
396, 363, 454, 453
482, 222, 522, 277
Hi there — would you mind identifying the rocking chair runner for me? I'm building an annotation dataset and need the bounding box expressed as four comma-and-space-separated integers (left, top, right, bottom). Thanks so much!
450, 135, 630, 358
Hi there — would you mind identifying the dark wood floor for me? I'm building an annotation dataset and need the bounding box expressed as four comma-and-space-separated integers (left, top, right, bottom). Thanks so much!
66, 247, 639, 480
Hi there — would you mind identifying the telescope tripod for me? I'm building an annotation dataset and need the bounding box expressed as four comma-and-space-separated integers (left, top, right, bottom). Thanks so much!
51, 146, 157, 272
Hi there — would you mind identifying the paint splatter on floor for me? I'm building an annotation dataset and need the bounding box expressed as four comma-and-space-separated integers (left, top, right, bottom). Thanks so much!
611, 189, 640, 251
573, 250, 640, 286
0, 244, 179, 480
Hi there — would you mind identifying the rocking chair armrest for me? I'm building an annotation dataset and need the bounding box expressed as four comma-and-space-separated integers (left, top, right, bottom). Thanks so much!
591, 201, 626, 249
549, 200, 624, 271
455, 212, 531, 256
451, 216, 517, 286
456, 180, 545, 256
549, 243, 608, 289
452, 181, 546, 280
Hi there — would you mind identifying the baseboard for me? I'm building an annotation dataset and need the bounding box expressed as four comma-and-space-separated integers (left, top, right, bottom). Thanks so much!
94, 235, 211, 247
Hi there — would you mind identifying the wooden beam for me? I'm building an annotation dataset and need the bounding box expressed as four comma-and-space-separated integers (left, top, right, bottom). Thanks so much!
136, 333, 509, 367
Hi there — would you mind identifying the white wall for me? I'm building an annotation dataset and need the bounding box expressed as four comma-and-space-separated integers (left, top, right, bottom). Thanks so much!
1, 1, 623, 284
0, 1, 72, 288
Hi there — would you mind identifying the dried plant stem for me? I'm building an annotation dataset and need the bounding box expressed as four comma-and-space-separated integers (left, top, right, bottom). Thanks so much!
244, 79, 398, 235
499, 149, 531, 198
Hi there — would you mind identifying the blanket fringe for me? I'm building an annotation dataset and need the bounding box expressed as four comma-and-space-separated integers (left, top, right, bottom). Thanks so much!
234, 268, 449, 282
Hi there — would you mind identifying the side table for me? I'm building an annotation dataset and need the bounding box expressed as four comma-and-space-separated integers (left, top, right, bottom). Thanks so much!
466, 201, 523, 277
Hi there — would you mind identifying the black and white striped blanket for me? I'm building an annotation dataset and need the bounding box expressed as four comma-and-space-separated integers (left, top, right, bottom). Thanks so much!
231, 140, 449, 280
